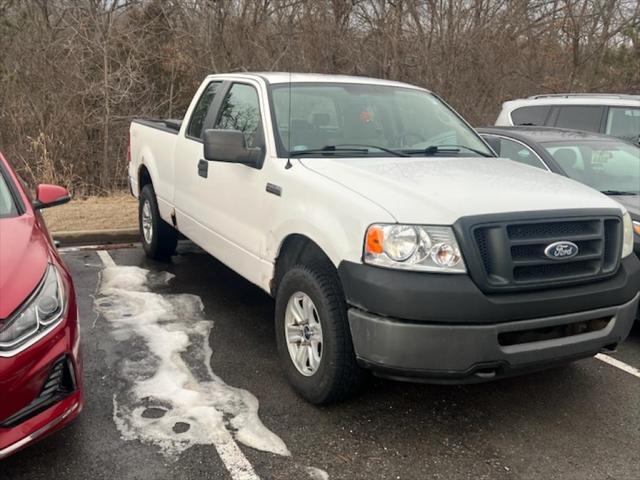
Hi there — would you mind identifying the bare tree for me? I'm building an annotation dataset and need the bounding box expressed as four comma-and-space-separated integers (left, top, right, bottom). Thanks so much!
0, 0, 638, 194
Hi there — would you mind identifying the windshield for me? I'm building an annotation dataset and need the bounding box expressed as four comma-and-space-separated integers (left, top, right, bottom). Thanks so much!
542, 140, 640, 195
269, 83, 493, 157
0, 168, 19, 218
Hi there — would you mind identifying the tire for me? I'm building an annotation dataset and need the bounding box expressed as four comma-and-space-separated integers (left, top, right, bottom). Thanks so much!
275, 261, 367, 404
139, 184, 178, 260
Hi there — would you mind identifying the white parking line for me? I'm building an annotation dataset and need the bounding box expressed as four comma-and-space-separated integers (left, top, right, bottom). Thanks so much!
595, 354, 640, 379
97, 250, 261, 480
97, 250, 116, 267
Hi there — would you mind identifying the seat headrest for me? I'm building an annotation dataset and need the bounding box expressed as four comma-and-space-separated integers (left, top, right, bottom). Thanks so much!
552, 148, 578, 169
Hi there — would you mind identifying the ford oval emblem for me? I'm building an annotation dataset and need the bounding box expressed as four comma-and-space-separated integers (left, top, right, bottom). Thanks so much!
544, 241, 579, 260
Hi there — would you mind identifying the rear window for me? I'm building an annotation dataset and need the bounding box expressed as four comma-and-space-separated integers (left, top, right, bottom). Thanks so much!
0, 168, 19, 218
554, 106, 604, 133
511, 106, 551, 126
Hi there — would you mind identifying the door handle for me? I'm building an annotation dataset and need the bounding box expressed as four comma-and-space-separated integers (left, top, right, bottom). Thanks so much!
198, 159, 208, 178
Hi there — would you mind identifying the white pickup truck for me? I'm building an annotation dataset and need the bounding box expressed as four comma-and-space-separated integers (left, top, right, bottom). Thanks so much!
129, 73, 639, 404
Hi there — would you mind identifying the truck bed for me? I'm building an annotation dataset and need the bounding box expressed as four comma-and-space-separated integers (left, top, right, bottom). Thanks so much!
129, 118, 184, 208
132, 118, 183, 134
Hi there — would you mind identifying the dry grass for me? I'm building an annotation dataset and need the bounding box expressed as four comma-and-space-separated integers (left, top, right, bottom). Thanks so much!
43, 193, 138, 233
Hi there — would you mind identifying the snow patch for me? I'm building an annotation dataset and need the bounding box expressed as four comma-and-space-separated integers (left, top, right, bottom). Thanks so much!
96, 265, 290, 459
306, 466, 330, 480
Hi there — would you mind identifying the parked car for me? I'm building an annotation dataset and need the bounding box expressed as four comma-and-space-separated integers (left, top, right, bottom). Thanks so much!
495, 94, 640, 145
129, 73, 639, 404
478, 126, 640, 258
0, 152, 82, 459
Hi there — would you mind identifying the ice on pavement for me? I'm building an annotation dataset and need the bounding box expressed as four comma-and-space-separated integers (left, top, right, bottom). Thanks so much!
306, 466, 330, 480
95, 265, 290, 459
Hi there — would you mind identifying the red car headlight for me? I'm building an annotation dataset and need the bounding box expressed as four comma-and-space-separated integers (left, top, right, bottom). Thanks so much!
0, 264, 66, 355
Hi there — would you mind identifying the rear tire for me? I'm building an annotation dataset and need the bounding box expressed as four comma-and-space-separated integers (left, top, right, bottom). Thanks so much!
139, 184, 178, 260
275, 261, 367, 404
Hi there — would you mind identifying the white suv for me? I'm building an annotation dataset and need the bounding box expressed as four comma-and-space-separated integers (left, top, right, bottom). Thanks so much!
495, 94, 640, 145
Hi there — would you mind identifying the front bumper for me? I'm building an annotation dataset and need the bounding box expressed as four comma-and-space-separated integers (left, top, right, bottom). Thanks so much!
0, 274, 83, 459
340, 255, 640, 382
0, 393, 81, 460
349, 293, 638, 382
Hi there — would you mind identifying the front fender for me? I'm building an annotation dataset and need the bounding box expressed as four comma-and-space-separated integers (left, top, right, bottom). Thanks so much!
267, 218, 353, 269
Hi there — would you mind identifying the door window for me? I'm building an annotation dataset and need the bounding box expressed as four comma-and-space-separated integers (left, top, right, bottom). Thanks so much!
606, 107, 640, 139
215, 83, 263, 148
186, 81, 222, 139
0, 169, 18, 218
511, 106, 551, 126
554, 106, 603, 133
490, 136, 547, 170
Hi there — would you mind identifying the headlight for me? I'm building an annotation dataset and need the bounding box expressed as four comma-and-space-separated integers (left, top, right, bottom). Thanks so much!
364, 224, 466, 272
622, 212, 634, 259
0, 265, 65, 352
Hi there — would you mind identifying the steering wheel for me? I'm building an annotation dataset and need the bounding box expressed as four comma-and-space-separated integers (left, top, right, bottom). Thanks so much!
394, 132, 427, 148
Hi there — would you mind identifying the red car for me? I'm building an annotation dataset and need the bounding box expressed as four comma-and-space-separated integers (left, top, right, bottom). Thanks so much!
0, 152, 82, 459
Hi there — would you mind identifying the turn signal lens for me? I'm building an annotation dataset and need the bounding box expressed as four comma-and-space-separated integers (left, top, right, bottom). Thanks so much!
365, 226, 384, 254
633, 220, 640, 236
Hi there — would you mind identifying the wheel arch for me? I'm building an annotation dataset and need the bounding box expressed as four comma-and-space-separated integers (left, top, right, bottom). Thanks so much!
135, 144, 160, 196
138, 164, 152, 193
271, 233, 337, 296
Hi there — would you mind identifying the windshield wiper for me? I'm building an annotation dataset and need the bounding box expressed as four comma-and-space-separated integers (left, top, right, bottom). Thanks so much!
332, 144, 410, 157
402, 144, 493, 158
600, 190, 638, 196
290, 146, 369, 157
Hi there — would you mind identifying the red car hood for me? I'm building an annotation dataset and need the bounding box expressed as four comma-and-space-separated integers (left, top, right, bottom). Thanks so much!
0, 215, 49, 320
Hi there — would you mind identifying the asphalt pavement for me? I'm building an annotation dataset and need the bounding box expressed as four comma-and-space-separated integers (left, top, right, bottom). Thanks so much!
1, 243, 639, 480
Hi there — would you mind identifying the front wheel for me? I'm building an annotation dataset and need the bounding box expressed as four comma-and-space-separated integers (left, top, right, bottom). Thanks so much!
139, 184, 178, 260
275, 262, 367, 404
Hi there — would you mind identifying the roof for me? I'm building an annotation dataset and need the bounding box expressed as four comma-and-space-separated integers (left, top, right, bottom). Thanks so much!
204, 72, 428, 90
529, 93, 640, 100
502, 95, 640, 109
477, 126, 619, 144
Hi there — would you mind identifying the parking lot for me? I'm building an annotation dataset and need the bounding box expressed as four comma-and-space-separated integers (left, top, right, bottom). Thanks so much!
2, 242, 640, 480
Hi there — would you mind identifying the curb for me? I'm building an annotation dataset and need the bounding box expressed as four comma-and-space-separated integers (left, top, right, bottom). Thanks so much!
52, 228, 140, 247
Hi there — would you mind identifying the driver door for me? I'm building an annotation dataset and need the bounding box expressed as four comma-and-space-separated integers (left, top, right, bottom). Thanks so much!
174, 79, 270, 285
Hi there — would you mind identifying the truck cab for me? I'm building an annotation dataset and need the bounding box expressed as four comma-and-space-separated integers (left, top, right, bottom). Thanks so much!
129, 73, 640, 404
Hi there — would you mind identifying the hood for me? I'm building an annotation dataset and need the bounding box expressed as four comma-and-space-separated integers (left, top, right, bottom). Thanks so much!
0, 215, 49, 320
299, 157, 625, 224
609, 195, 640, 221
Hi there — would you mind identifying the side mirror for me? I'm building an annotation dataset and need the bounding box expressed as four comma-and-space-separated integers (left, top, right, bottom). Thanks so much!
33, 184, 71, 210
203, 129, 262, 167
